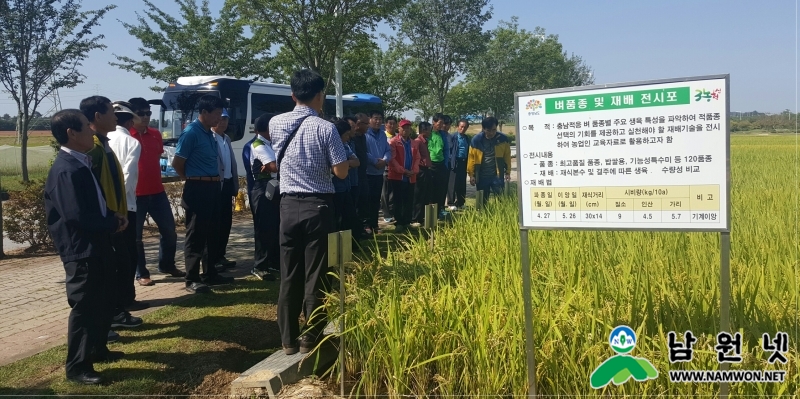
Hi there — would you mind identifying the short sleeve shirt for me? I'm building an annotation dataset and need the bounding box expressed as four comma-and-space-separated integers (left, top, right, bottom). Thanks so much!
269, 106, 347, 194
251, 136, 277, 180
130, 126, 165, 196
174, 119, 219, 177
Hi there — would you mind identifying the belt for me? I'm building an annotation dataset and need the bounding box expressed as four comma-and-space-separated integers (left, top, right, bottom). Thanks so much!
186, 176, 220, 182
282, 192, 334, 199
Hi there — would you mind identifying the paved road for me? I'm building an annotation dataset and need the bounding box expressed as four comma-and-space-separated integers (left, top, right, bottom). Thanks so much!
0, 219, 257, 366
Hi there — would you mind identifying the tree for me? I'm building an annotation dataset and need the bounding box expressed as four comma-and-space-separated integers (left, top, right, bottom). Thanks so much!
0, 0, 114, 183
231, 0, 407, 89
112, 0, 273, 91
413, 93, 440, 122
390, 0, 492, 113
1, 114, 9, 120
443, 82, 484, 120
339, 37, 425, 116
457, 18, 594, 118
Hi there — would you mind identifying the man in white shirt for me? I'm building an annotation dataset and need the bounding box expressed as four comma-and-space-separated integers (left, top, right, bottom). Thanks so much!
248, 113, 278, 281
210, 109, 239, 272
106, 101, 144, 329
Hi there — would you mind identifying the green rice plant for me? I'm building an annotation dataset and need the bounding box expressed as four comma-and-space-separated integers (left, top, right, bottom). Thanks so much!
325, 135, 798, 398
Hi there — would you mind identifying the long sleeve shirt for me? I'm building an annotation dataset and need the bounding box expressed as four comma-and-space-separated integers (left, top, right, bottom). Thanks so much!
365, 127, 392, 176
108, 125, 141, 212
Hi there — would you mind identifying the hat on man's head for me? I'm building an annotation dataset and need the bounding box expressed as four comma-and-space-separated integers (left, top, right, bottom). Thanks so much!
221, 108, 229, 118
399, 119, 412, 127
112, 101, 141, 124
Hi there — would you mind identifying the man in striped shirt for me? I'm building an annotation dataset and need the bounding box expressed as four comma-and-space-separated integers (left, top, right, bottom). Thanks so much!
269, 69, 349, 355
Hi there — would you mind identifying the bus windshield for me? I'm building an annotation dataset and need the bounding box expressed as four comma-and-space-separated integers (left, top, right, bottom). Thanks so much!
159, 90, 218, 141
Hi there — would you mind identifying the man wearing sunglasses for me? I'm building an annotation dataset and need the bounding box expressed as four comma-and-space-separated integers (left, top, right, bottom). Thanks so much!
128, 98, 186, 289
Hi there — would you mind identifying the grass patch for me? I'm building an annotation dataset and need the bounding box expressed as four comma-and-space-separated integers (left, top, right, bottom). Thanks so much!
0, 169, 50, 192
329, 135, 797, 397
0, 278, 283, 397
0, 136, 53, 147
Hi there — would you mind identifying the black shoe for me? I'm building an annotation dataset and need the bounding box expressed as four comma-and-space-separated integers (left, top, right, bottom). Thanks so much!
266, 266, 281, 274
185, 282, 211, 293
124, 300, 149, 312
299, 334, 317, 354
220, 257, 236, 268
158, 268, 187, 277
93, 350, 124, 363
202, 274, 234, 286
107, 330, 120, 343
111, 311, 142, 328
67, 371, 103, 385
283, 345, 299, 355
250, 268, 275, 281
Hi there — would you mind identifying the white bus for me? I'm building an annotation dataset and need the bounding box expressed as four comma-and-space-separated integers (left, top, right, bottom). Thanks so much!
155, 75, 383, 177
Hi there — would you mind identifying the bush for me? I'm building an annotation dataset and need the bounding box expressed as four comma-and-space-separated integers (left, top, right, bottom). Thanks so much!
163, 182, 185, 225
4, 179, 52, 249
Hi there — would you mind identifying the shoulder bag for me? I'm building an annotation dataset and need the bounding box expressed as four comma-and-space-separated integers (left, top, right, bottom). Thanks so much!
265, 116, 309, 200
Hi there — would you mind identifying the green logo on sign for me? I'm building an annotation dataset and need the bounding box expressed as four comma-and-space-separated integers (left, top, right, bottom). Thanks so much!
694, 88, 721, 102
590, 326, 659, 389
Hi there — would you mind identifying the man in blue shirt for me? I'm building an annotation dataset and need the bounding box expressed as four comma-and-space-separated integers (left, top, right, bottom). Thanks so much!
172, 95, 234, 293
364, 110, 391, 233
447, 119, 470, 210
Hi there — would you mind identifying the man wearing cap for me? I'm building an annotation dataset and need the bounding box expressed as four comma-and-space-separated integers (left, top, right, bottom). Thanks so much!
128, 98, 186, 287
171, 95, 234, 294
209, 109, 239, 272
387, 119, 419, 233
106, 101, 145, 328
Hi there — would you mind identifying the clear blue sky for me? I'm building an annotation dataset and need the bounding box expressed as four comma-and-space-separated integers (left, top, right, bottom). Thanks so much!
0, 0, 795, 116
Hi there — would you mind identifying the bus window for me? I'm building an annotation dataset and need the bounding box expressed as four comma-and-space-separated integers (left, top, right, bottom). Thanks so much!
250, 93, 296, 122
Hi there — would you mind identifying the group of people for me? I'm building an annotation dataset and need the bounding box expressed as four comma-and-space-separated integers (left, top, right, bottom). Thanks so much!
237, 70, 513, 356
43, 68, 513, 384
45, 96, 239, 384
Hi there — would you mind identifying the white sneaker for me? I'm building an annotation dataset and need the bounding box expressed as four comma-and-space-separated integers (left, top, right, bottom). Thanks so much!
447, 206, 458, 211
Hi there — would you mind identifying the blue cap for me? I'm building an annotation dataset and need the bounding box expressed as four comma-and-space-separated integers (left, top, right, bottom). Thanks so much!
221, 108, 229, 118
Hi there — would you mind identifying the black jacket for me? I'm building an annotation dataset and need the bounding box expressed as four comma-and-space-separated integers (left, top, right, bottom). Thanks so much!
45, 150, 119, 263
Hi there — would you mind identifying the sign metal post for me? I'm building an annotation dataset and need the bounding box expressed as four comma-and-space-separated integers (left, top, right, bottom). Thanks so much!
328, 229, 352, 398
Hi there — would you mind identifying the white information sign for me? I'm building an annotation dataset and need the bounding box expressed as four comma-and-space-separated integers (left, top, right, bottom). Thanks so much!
515, 75, 730, 231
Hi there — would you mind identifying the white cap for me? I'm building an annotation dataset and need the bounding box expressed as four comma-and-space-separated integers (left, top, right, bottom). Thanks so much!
112, 101, 141, 124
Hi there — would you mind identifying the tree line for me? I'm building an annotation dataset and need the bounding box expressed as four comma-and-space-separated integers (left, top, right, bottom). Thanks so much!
0, 0, 594, 181
730, 110, 797, 132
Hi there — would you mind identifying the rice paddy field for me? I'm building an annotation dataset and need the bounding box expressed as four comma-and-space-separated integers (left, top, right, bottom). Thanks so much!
329, 134, 798, 398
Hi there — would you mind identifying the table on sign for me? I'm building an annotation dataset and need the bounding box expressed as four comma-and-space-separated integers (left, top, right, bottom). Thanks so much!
529, 185, 720, 223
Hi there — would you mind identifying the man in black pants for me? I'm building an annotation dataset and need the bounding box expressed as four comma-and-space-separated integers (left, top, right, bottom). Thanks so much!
447, 119, 470, 210
81, 96, 134, 343
210, 109, 239, 272
269, 69, 349, 355
350, 113, 371, 235
172, 95, 234, 293
248, 113, 279, 281
45, 109, 126, 384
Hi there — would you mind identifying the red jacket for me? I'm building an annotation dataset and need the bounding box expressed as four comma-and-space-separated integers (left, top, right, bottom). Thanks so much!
388, 135, 420, 183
